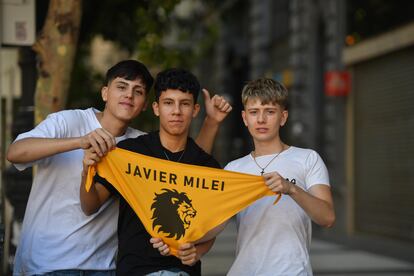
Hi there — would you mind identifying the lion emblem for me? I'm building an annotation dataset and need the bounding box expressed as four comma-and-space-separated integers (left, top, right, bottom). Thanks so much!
151, 188, 197, 239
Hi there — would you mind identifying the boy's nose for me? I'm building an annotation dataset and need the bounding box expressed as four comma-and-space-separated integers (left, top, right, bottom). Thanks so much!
257, 113, 266, 123
172, 103, 181, 114
124, 89, 133, 98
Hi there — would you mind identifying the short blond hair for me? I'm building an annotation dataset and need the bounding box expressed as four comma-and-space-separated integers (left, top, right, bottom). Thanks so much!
241, 78, 289, 109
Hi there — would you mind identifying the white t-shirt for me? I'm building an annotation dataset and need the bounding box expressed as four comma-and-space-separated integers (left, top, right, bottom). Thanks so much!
12, 108, 144, 276
225, 146, 329, 276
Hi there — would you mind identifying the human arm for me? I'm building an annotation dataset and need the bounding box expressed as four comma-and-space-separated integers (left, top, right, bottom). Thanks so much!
263, 173, 335, 228
150, 220, 226, 264
177, 239, 216, 266
79, 148, 112, 215
7, 128, 116, 164
150, 237, 216, 266
195, 89, 232, 154
193, 221, 227, 243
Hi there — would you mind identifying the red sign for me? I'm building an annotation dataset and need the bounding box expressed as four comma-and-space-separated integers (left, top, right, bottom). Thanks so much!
324, 71, 351, 96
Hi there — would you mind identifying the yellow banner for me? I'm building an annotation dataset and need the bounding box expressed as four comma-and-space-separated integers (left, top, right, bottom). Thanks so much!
85, 147, 280, 256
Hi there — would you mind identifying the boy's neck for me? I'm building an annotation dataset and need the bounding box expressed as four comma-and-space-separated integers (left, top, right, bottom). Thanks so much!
96, 112, 128, 137
253, 138, 287, 157
159, 129, 188, 152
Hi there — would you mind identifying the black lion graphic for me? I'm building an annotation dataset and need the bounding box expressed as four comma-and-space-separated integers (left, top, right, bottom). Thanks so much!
151, 189, 197, 239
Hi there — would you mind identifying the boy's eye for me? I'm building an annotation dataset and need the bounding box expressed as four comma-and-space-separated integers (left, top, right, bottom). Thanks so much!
118, 85, 126, 90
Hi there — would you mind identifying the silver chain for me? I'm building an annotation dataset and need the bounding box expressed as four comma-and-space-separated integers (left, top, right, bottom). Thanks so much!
163, 149, 185, 162
252, 149, 285, 175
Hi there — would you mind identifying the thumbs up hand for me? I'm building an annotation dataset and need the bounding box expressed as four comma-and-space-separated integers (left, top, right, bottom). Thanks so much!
202, 89, 232, 123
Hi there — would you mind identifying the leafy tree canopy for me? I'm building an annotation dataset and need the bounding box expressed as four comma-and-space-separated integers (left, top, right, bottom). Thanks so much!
65, 0, 219, 130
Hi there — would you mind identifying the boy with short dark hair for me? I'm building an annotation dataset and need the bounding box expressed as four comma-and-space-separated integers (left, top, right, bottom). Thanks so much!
7, 61, 230, 276
81, 68, 230, 276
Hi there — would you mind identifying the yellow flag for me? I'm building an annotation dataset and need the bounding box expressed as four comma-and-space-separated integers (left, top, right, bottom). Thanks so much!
85, 147, 280, 256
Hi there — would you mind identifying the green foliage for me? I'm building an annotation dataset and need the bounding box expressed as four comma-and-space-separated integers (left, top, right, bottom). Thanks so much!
67, 0, 220, 130
78, 0, 177, 53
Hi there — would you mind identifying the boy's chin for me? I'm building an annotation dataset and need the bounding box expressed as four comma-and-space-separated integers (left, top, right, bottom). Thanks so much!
165, 128, 187, 136
252, 133, 275, 142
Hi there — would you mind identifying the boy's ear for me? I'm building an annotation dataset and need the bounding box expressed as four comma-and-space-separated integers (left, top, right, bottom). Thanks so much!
101, 86, 108, 102
192, 103, 200, 118
280, 110, 288, 127
241, 110, 248, 126
152, 101, 160, 116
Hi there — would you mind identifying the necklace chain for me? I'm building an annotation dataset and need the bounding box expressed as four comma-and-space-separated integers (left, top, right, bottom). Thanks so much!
252, 148, 286, 175
163, 149, 185, 162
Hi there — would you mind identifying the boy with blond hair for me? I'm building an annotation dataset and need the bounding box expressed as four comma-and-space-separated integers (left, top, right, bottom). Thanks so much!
225, 78, 335, 275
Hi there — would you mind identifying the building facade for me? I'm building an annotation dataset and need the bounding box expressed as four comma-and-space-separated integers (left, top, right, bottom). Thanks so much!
204, 0, 414, 258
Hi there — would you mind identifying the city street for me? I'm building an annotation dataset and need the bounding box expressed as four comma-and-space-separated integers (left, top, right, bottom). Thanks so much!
203, 220, 414, 276
1, 1, 414, 275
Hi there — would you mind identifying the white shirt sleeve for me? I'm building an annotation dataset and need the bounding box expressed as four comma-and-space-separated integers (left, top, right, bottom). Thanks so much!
13, 112, 69, 171
304, 150, 330, 189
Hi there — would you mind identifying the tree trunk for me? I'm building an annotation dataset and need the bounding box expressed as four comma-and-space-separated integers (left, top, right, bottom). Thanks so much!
33, 0, 82, 124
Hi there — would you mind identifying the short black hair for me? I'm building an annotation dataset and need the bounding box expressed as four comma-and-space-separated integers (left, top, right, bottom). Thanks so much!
105, 60, 154, 94
154, 68, 200, 102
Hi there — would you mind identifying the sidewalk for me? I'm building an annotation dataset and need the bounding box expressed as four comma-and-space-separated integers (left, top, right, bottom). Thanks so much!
202, 220, 414, 276
311, 239, 414, 276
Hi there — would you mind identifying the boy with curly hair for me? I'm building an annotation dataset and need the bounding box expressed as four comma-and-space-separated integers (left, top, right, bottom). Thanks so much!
81, 68, 232, 276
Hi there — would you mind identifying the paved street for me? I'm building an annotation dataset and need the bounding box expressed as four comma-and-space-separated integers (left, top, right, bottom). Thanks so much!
202, 220, 414, 276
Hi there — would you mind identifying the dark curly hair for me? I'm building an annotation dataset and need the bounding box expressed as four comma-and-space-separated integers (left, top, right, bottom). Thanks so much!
154, 68, 200, 102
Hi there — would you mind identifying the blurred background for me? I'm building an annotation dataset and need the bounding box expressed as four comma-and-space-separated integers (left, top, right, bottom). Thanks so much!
0, 0, 413, 275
